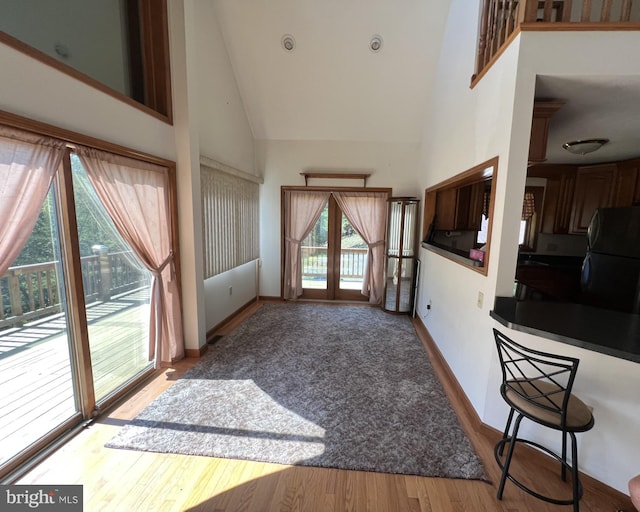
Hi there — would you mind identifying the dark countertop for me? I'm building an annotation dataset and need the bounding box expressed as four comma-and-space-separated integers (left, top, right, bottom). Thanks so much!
517, 253, 584, 269
490, 296, 640, 363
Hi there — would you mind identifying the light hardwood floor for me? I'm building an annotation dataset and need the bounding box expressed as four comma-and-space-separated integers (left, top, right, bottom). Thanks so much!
15, 301, 634, 511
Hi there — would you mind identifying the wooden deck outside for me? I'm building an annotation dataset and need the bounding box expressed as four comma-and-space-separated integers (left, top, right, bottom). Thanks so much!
0, 289, 152, 468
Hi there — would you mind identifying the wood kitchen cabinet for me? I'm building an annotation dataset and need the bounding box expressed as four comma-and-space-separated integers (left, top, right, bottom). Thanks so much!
569, 164, 616, 234
529, 101, 564, 164
614, 161, 639, 207
434, 182, 484, 231
434, 188, 457, 231
533, 158, 640, 236
533, 166, 575, 234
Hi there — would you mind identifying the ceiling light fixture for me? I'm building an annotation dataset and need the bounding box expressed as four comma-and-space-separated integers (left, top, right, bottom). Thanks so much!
562, 138, 609, 155
281, 34, 295, 52
369, 35, 383, 53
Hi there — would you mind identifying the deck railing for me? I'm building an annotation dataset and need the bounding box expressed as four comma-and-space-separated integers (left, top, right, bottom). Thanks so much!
301, 246, 368, 280
476, 0, 640, 80
0, 251, 146, 329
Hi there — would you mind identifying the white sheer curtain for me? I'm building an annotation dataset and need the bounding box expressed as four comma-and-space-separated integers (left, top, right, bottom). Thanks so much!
283, 190, 331, 299
333, 191, 388, 304
0, 126, 64, 276
75, 146, 184, 366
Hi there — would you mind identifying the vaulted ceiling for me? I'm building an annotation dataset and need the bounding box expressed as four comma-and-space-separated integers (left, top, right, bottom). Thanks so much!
210, 1, 640, 165
212, 0, 452, 143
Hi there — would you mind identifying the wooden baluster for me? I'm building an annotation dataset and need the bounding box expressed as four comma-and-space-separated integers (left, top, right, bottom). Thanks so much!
36, 271, 44, 310
582, 0, 593, 21
506, 0, 517, 34
26, 272, 35, 314
542, 0, 553, 21
496, 0, 506, 48
487, 0, 498, 65
561, 0, 573, 22
8, 270, 22, 318
621, 0, 632, 21
488, 0, 499, 61
48, 268, 57, 308
519, 0, 540, 22
476, 0, 490, 74
601, 0, 613, 21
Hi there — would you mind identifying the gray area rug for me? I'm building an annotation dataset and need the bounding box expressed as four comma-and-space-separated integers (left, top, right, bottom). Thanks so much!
106, 303, 486, 479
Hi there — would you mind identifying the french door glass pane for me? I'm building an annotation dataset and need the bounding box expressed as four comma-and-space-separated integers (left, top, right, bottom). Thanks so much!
0, 188, 78, 468
71, 155, 152, 403
301, 202, 329, 290
339, 214, 367, 290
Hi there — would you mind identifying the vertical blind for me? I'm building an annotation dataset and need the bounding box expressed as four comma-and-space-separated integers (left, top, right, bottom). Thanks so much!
201, 165, 259, 278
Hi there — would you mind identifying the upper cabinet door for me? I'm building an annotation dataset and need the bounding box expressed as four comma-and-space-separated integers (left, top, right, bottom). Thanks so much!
528, 101, 564, 164
569, 165, 616, 234
613, 164, 639, 207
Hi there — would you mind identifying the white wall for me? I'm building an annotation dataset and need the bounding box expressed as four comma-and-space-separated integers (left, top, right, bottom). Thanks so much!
181, 1, 258, 339
415, 0, 521, 419
193, 2, 255, 174
204, 260, 259, 332
256, 139, 421, 297
415, 0, 640, 492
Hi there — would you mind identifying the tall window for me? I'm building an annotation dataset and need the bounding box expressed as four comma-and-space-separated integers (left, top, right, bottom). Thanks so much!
201, 163, 260, 278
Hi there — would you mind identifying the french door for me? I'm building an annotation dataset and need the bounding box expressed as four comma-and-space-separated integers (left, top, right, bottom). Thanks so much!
0, 147, 154, 478
300, 195, 368, 301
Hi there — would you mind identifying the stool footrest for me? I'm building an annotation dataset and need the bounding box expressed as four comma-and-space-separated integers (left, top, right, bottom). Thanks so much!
494, 437, 583, 506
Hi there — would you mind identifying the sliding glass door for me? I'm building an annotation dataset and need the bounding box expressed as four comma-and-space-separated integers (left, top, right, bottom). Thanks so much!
70, 155, 153, 403
0, 145, 156, 478
0, 186, 80, 470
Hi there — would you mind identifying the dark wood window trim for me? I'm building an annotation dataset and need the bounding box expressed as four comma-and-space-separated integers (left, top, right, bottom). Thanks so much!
0, 0, 172, 124
422, 157, 498, 276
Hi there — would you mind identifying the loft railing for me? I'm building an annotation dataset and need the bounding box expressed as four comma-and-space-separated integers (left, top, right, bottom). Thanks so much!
475, 0, 640, 81
0, 251, 146, 329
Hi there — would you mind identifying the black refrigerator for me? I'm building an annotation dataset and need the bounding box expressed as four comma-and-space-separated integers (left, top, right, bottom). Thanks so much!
580, 206, 640, 313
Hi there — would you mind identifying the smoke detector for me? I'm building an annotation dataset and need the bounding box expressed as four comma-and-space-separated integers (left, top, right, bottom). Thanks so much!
281, 35, 295, 52
369, 35, 383, 52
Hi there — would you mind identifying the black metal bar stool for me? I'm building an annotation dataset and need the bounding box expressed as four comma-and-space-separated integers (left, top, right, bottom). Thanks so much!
493, 328, 595, 512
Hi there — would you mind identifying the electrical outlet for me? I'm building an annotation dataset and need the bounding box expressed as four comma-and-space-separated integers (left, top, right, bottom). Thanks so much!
477, 291, 484, 309
229, 286, 233, 296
